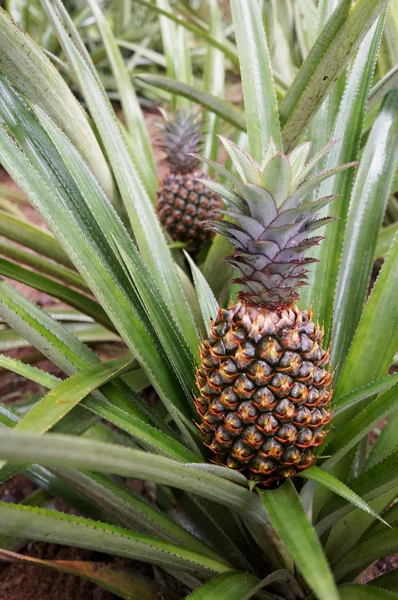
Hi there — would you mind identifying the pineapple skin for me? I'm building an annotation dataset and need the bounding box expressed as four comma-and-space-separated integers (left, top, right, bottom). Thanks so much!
157, 170, 221, 252
195, 302, 332, 488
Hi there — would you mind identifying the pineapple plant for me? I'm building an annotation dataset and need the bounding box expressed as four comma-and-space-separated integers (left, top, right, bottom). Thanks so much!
0, 1, 397, 599
195, 139, 355, 487
157, 110, 221, 252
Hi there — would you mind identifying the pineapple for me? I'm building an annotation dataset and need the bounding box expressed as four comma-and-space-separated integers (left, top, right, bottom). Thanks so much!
195, 137, 356, 488
157, 109, 221, 253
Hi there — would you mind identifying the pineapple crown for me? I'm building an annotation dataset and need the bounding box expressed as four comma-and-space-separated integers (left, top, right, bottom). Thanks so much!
196, 137, 357, 310
159, 108, 202, 175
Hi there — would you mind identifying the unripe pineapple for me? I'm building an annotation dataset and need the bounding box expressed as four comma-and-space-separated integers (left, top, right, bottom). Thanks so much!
157, 110, 221, 253
195, 138, 356, 488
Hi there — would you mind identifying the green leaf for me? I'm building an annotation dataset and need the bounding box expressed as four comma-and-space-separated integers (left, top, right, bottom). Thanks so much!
332, 90, 398, 370
35, 103, 197, 391
334, 372, 398, 413
334, 525, 398, 582
0, 549, 158, 600
0, 238, 89, 293
136, 74, 246, 131
131, 0, 239, 67
185, 571, 290, 600
280, 0, 389, 150
86, 0, 157, 199
203, 0, 225, 167
0, 502, 231, 576
186, 573, 260, 600
0, 211, 73, 269
333, 231, 398, 413
259, 481, 340, 600
0, 7, 113, 198
0, 282, 157, 426
1, 354, 132, 437
202, 233, 234, 305
52, 470, 221, 560
317, 453, 398, 535
0, 354, 59, 389
0, 346, 195, 463
0, 257, 112, 330
299, 465, 387, 530
185, 252, 218, 337
40, 0, 199, 359
0, 79, 198, 448
322, 385, 398, 470
324, 488, 398, 566
339, 585, 398, 599
368, 569, 398, 593
0, 430, 259, 512
375, 222, 398, 259
302, 14, 385, 336
230, 0, 281, 159
368, 63, 398, 110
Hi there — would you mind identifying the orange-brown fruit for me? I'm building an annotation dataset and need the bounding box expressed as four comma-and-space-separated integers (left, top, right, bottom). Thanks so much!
158, 171, 221, 252
195, 303, 332, 488
157, 109, 221, 253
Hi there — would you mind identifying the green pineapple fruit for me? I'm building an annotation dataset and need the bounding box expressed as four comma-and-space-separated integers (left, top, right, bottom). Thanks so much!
195, 137, 356, 488
157, 109, 221, 253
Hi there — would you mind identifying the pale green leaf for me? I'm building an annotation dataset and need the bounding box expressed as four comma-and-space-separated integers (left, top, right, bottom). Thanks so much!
0, 502, 231, 576
230, 0, 281, 159
259, 481, 340, 600
185, 252, 218, 337
281, 0, 389, 150
0, 8, 113, 198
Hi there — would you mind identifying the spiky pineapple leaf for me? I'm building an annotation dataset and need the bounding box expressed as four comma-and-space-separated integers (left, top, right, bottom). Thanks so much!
339, 585, 398, 599
317, 453, 398, 535
281, 0, 389, 150
332, 90, 398, 370
259, 481, 340, 600
0, 283, 158, 427
132, 0, 240, 67
368, 63, 398, 110
185, 252, 219, 336
334, 372, 398, 413
186, 571, 293, 600
368, 569, 398, 593
302, 15, 386, 329
0, 258, 112, 330
230, 0, 281, 159
334, 231, 398, 411
334, 525, 398, 582
299, 466, 387, 529
86, 0, 157, 199
0, 349, 196, 464
40, 0, 199, 359
0, 75, 199, 450
136, 74, 246, 131
185, 573, 260, 600
203, 0, 225, 166
0, 7, 113, 198
0, 354, 132, 440
0, 502, 231, 576
0, 211, 73, 269
0, 549, 157, 600
67, 470, 221, 560
0, 239, 89, 293
323, 385, 398, 470
376, 223, 398, 259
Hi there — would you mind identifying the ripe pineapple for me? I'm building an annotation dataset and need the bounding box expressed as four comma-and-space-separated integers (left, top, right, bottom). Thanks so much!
157, 110, 221, 253
195, 138, 356, 488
